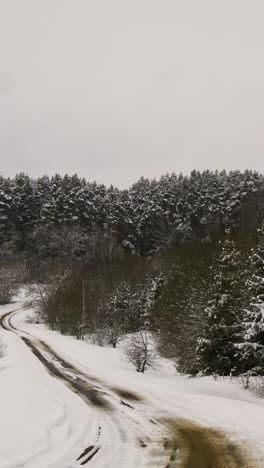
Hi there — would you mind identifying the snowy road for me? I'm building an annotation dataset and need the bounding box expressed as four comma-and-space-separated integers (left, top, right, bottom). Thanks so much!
0, 305, 263, 467
0, 308, 178, 467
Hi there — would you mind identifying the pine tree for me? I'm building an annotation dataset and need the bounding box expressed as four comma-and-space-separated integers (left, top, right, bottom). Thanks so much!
154, 245, 212, 374
12, 173, 38, 250
240, 223, 264, 374
35, 175, 51, 223
197, 236, 244, 376
0, 176, 14, 241
104, 281, 132, 347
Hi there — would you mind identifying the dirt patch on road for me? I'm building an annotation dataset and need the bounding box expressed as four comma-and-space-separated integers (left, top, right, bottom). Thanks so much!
110, 387, 144, 402
161, 418, 258, 468
21, 336, 112, 410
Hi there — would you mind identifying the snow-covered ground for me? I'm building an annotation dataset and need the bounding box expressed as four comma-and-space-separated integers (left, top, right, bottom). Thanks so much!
1, 300, 264, 467
0, 304, 99, 468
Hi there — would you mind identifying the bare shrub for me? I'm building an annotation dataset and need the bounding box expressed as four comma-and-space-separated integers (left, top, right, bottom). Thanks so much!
237, 374, 264, 397
91, 329, 107, 346
0, 264, 24, 304
253, 377, 264, 398
124, 331, 156, 373
105, 324, 125, 348
25, 269, 72, 323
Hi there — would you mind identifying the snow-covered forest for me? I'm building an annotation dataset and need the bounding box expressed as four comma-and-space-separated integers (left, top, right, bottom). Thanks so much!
0, 169, 264, 378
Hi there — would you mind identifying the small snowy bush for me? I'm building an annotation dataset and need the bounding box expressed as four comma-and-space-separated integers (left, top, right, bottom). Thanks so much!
0, 265, 23, 305
238, 374, 264, 397
91, 329, 107, 346
124, 331, 156, 373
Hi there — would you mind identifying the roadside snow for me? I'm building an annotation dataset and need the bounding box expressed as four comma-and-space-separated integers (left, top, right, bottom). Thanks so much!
2, 300, 264, 467
0, 304, 97, 468
13, 305, 264, 466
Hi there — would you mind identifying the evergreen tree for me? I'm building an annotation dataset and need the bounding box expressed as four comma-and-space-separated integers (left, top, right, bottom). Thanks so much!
154, 244, 212, 374
12, 173, 38, 249
104, 281, 132, 347
0, 176, 14, 241
35, 175, 52, 223
197, 236, 244, 375
240, 223, 264, 374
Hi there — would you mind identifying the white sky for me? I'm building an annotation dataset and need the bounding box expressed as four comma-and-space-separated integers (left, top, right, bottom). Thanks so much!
1, 1, 264, 188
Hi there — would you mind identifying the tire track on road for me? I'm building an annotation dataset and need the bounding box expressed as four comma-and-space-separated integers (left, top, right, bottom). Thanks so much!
0, 309, 172, 467
1, 308, 259, 468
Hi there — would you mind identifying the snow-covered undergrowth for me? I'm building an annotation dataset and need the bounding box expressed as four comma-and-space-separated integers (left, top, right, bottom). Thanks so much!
235, 374, 264, 398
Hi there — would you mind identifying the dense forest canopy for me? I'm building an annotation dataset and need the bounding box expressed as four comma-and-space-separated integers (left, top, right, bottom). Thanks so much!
0, 169, 263, 259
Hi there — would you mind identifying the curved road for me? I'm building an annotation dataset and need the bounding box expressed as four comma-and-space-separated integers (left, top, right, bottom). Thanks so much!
0, 309, 256, 468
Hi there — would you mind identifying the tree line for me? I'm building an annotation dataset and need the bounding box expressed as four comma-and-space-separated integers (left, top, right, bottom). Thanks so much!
0, 169, 263, 259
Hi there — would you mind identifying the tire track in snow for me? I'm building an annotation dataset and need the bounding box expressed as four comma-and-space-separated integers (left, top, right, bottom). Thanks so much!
1, 309, 259, 468
0, 309, 173, 468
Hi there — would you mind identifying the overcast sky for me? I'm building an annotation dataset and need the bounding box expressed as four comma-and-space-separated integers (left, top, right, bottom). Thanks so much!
1, 1, 264, 188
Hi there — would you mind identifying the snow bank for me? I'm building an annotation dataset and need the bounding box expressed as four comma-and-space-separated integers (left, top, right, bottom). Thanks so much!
0, 304, 96, 468
15, 306, 264, 465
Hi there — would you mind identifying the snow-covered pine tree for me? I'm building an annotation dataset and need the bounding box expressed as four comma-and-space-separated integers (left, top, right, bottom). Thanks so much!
104, 281, 132, 347
129, 273, 165, 333
153, 245, 213, 375
35, 175, 51, 223
240, 222, 264, 374
12, 173, 38, 251
197, 235, 244, 376
0, 176, 14, 241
